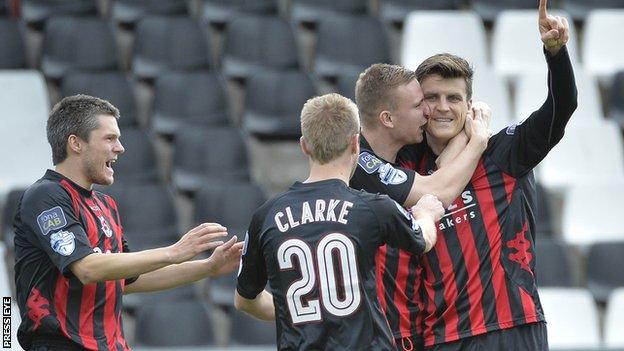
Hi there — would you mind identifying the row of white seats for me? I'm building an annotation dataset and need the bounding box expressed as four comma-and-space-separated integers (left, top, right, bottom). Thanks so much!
541, 287, 624, 349
402, 9, 624, 83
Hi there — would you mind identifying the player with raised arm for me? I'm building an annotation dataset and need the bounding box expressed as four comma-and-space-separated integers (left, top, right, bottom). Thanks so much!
235, 93, 444, 350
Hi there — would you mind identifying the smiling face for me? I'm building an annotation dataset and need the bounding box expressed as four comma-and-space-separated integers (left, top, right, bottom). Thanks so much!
390, 79, 431, 144
421, 74, 471, 144
80, 114, 124, 186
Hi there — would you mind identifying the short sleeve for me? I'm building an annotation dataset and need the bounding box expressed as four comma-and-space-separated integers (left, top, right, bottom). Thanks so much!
368, 195, 426, 256
18, 184, 94, 275
350, 151, 416, 205
236, 210, 268, 299
121, 236, 139, 285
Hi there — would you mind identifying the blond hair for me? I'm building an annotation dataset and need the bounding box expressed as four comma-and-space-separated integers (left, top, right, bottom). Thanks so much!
301, 93, 359, 164
355, 63, 417, 129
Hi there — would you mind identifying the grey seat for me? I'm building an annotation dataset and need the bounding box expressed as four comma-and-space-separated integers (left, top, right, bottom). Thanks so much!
223, 15, 299, 80
291, 0, 367, 25
335, 71, 360, 101
0, 19, 26, 69
586, 241, 624, 303
172, 127, 250, 194
1, 188, 26, 252
561, 0, 624, 22
111, 0, 188, 26
201, 0, 278, 26
151, 71, 230, 138
61, 71, 139, 128
471, 0, 537, 23
41, 17, 118, 80
379, 0, 461, 24
22, 0, 97, 26
230, 310, 276, 345
244, 69, 317, 140
135, 299, 216, 346
132, 16, 211, 80
315, 14, 390, 80
534, 238, 574, 287
110, 127, 160, 183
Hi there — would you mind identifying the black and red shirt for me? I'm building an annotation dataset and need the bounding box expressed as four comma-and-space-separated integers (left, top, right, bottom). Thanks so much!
14, 170, 135, 350
352, 46, 577, 347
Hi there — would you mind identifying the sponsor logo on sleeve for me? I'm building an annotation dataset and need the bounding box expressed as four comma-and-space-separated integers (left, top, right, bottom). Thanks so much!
378, 163, 408, 185
49, 230, 76, 256
37, 206, 68, 235
358, 152, 384, 174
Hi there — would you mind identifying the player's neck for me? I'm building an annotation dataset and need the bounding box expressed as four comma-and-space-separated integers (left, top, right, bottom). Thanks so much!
55, 160, 93, 190
361, 128, 402, 163
427, 136, 448, 156
305, 161, 351, 185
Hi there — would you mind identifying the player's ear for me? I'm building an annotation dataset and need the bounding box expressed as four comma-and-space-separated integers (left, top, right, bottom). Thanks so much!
351, 133, 360, 155
67, 134, 83, 154
300, 136, 310, 157
379, 110, 394, 128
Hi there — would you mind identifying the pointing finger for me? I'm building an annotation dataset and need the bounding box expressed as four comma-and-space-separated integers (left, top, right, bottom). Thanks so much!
539, 0, 548, 19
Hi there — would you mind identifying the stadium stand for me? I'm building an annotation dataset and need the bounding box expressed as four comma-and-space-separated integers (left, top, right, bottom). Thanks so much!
61, 71, 140, 128
135, 299, 216, 346
561, 0, 624, 23
0, 19, 26, 68
21, 0, 98, 26
222, 15, 299, 81
472, 67, 513, 134
0, 71, 51, 196
201, 0, 278, 26
106, 127, 160, 183
471, 0, 537, 23
401, 11, 488, 72
314, 14, 390, 80
492, 10, 578, 81
534, 182, 554, 237
561, 182, 624, 245
582, 9, 624, 82
41, 17, 118, 80
609, 70, 624, 127
586, 241, 624, 304
102, 182, 180, 251
379, 0, 461, 24
534, 238, 575, 287
151, 71, 230, 138
229, 310, 277, 345
132, 16, 211, 80
111, 0, 188, 26
290, 0, 368, 26
605, 288, 624, 348
1, 188, 25, 251
0, 0, 7, 15
123, 284, 196, 313
243, 69, 317, 140
539, 288, 601, 349
335, 70, 359, 101
172, 126, 250, 194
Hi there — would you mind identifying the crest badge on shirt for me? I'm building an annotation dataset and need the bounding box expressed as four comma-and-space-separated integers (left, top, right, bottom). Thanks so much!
378, 163, 407, 185
50, 230, 76, 256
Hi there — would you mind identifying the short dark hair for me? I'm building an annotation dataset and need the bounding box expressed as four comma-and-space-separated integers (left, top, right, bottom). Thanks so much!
47, 94, 120, 165
415, 53, 474, 100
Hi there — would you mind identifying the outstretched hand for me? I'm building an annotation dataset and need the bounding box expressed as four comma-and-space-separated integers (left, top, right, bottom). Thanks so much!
206, 236, 244, 276
539, 0, 569, 55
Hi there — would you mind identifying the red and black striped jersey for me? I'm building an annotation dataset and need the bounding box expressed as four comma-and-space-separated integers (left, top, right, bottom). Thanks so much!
14, 170, 135, 351
397, 46, 577, 346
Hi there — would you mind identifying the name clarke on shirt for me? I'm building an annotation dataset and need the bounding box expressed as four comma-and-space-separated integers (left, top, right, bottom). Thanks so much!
274, 199, 353, 232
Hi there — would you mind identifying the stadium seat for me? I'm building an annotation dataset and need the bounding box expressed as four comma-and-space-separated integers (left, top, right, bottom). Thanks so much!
315, 14, 390, 80
605, 288, 624, 348
60, 72, 139, 128
472, 67, 513, 134
41, 17, 118, 80
471, 0, 537, 23
561, 0, 624, 23
534, 182, 554, 237
586, 241, 624, 303
135, 299, 216, 346
222, 15, 299, 80
22, 0, 97, 26
201, 0, 278, 26
0, 71, 51, 197
335, 71, 359, 101
492, 10, 579, 81
243, 70, 317, 140
0, 19, 27, 69
1, 188, 26, 251
609, 70, 624, 127
538, 288, 601, 349
583, 10, 624, 82
123, 284, 195, 312
152, 71, 230, 138
291, 0, 367, 25
132, 16, 211, 80
172, 127, 250, 194
109, 127, 160, 183
379, 0, 461, 24
534, 238, 574, 287
402, 11, 488, 72
230, 310, 276, 345
561, 183, 624, 246
0, 0, 8, 15
102, 182, 180, 251
111, 0, 188, 26
514, 69, 603, 125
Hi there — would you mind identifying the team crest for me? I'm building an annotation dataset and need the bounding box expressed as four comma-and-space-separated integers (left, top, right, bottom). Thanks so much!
378, 163, 407, 185
37, 206, 67, 235
50, 230, 76, 256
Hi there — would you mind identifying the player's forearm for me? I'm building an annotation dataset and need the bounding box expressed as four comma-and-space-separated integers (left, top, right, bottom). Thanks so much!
124, 259, 212, 294
414, 218, 438, 253
70, 247, 175, 285
235, 290, 276, 321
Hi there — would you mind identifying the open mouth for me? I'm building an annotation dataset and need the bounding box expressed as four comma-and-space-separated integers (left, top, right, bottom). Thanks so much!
105, 159, 116, 173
